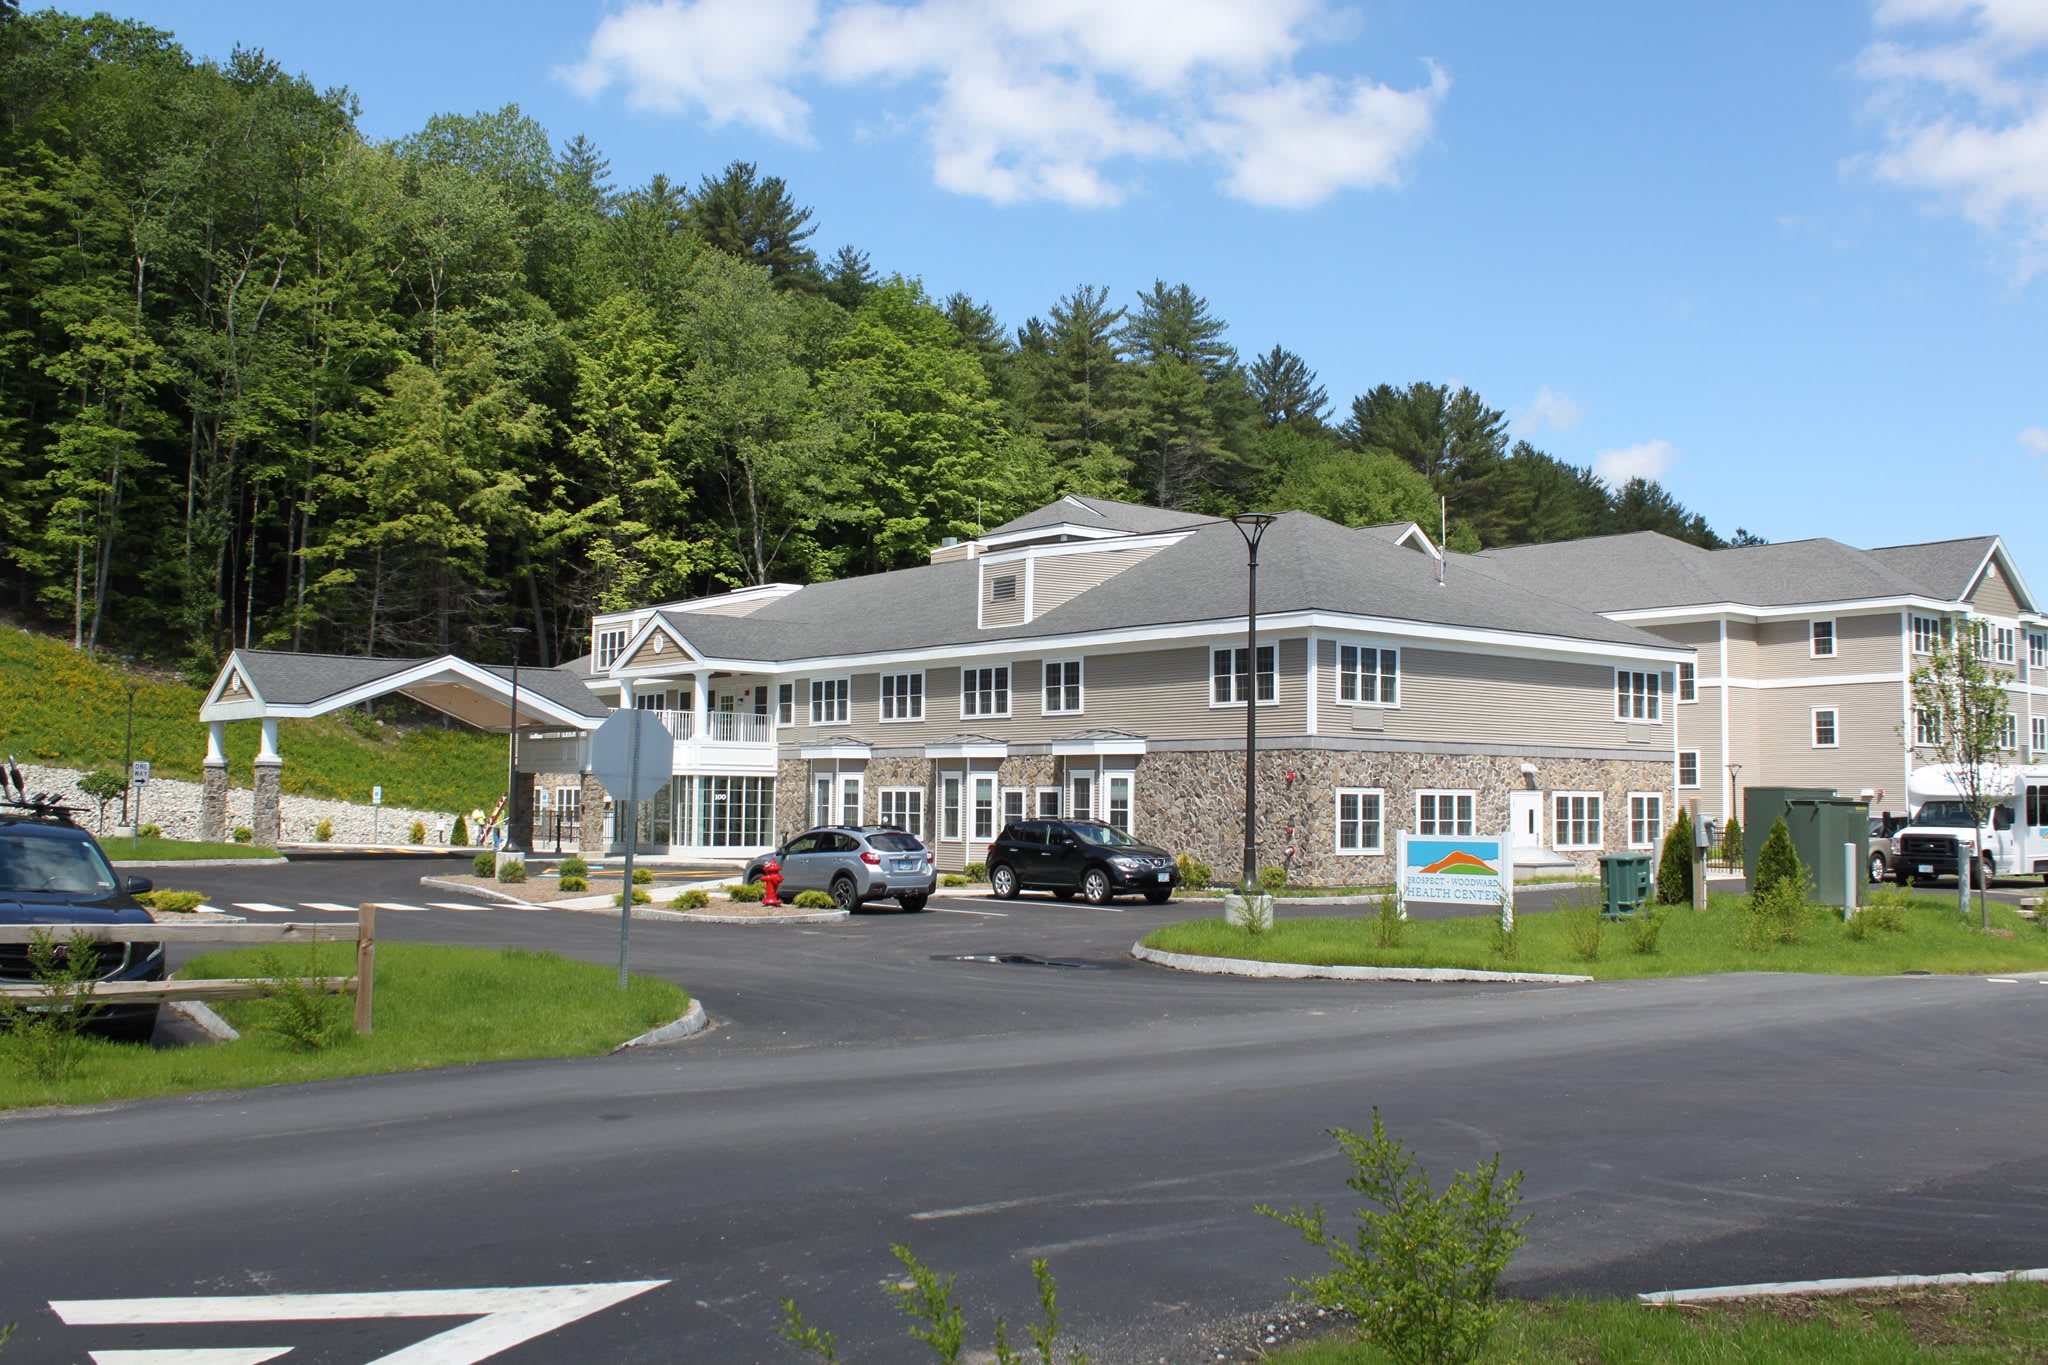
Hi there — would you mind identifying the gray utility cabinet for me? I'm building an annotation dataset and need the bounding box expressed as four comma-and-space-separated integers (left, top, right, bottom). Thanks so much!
1742, 786, 1869, 909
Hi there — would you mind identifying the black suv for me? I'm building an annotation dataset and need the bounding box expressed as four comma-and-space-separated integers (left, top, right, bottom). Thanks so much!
986, 820, 1179, 905
0, 803, 165, 1040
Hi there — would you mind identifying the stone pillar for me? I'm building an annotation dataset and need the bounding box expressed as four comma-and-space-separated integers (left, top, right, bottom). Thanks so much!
508, 771, 537, 851
252, 718, 282, 848
579, 771, 607, 855
201, 720, 229, 844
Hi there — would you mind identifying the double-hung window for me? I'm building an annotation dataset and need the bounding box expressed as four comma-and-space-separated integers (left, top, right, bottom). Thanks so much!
1615, 670, 1662, 721
1914, 708, 1941, 746
961, 665, 1010, 718
596, 626, 628, 668
810, 677, 850, 725
1553, 793, 1602, 850
1912, 615, 1942, 655
1335, 789, 1384, 854
2031, 631, 2047, 670
1212, 645, 1276, 705
1971, 620, 1992, 658
1810, 619, 1835, 658
2000, 715, 2018, 751
1628, 793, 1664, 849
1678, 750, 1700, 788
971, 776, 996, 840
879, 788, 925, 838
1995, 626, 2017, 664
1415, 790, 1474, 837
2034, 717, 2046, 755
776, 683, 794, 726
1043, 660, 1083, 715
1105, 774, 1132, 832
1812, 707, 1838, 748
880, 671, 924, 722
1336, 644, 1398, 705
940, 775, 962, 840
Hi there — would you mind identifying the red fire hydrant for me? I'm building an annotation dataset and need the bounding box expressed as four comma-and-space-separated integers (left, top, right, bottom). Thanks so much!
760, 859, 783, 907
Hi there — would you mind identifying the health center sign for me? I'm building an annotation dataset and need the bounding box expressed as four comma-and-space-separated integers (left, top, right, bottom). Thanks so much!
1397, 831, 1513, 909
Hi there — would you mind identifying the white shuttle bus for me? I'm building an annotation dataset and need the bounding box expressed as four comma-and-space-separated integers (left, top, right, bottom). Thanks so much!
1895, 763, 2048, 888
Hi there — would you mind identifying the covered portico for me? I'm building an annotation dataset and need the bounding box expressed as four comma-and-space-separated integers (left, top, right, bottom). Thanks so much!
198, 650, 611, 848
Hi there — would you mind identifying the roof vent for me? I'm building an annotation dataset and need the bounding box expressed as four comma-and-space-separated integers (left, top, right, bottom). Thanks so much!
992, 575, 1018, 602
941, 536, 959, 547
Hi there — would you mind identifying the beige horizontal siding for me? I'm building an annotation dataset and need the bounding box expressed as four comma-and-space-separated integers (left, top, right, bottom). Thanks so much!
1030, 544, 1166, 616
617, 631, 694, 671
1651, 620, 1720, 676
1970, 567, 2022, 619
1753, 611, 1899, 676
1752, 680, 1910, 794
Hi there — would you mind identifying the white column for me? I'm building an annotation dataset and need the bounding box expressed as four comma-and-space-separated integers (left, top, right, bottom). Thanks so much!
694, 669, 712, 739
618, 679, 635, 708
256, 717, 280, 764
205, 721, 227, 766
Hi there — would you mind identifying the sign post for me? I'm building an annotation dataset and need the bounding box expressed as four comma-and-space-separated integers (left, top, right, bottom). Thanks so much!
130, 761, 150, 854
372, 785, 383, 844
587, 710, 673, 989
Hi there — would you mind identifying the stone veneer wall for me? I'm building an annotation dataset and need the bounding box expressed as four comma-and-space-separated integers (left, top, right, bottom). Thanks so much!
1141, 748, 1673, 886
12, 763, 454, 847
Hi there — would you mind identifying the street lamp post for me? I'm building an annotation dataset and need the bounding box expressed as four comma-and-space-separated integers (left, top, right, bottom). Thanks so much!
1231, 513, 1278, 890
504, 626, 531, 856
121, 678, 140, 827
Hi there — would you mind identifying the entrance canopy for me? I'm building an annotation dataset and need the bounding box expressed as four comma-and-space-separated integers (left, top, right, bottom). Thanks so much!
201, 649, 610, 733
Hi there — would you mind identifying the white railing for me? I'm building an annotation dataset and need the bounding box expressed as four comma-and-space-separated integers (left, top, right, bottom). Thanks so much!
651, 709, 774, 744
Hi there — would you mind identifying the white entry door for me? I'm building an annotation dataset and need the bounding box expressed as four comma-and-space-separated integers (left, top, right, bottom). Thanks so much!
1508, 791, 1543, 859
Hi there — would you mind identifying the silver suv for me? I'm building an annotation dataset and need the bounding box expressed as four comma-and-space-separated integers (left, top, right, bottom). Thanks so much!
745, 825, 936, 913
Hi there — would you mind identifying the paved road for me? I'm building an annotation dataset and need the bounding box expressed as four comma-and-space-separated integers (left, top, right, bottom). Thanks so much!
4, 855, 2046, 1362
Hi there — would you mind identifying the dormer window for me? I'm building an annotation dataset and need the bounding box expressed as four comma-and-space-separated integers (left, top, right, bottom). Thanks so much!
992, 575, 1017, 602
596, 627, 628, 668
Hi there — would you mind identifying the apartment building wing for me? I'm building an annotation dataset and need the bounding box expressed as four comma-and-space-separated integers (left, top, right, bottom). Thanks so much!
1474, 531, 2046, 823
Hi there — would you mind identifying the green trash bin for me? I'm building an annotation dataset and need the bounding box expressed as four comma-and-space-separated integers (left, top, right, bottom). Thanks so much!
1599, 852, 1653, 916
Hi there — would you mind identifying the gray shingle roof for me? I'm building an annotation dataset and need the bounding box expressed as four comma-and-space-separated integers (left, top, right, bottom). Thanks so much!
225, 650, 608, 718
1864, 537, 1998, 601
984, 495, 1212, 538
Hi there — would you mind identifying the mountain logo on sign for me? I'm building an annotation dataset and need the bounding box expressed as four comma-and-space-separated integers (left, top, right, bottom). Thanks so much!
1418, 850, 1497, 876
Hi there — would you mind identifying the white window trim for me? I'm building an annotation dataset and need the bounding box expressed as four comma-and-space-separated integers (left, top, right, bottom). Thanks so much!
1911, 614, 1942, 656
2033, 716, 2046, 754
1998, 715, 2018, 752
596, 627, 629, 670
1334, 787, 1385, 855
999, 786, 1028, 829
1914, 707, 1941, 747
836, 773, 865, 827
1677, 661, 1696, 704
970, 774, 997, 841
1069, 771, 1097, 822
879, 670, 926, 723
1626, 792, 1665, 850
1552, 792, 1604, 851
1811, 706, 1839, 749
1333, 641, 1401, 709
1209, 644, 1279, 709
2029, 631, 2046, 670
960, 663, 1013, 720
1104, 772, 1134, 832
1041, 657, 1085, 716
1809, 618, 1836, 659
809, 676, 851, 727
878, 786, 925, 838
1678, 750, 1701, 789
939, 774, 963, 841
776, 682, 794, 727
1414, 789, 1477, 838
1034, 786, 1062, 819
1614, 669, 1663, 722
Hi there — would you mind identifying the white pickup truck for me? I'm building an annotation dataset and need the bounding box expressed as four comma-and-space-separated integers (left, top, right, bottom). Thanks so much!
1894, 763, 2048, 888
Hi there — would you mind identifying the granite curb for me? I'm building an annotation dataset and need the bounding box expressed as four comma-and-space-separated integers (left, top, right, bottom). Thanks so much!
1130, 943, 1594, 985
115, 857, 289, 869
613, 998, 709, 1051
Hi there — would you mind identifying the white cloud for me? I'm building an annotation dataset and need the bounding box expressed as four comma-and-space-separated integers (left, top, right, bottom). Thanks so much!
563, 0, 1444, 209
2021, 425, 2048, 454
1594, 440, 1679, 487
1853, 0, 2048, 275
1515, 385, 1584, 436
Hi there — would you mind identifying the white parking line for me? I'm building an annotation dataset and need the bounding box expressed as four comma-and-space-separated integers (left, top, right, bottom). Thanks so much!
425, 902, 496, 912
369, 902, 428, 913
303, 902, 357, 914
1988, 978, 2019, 984
231, 903, 295, 915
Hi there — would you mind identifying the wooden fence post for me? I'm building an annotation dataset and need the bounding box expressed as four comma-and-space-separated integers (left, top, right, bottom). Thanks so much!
353, 904, 377, 1035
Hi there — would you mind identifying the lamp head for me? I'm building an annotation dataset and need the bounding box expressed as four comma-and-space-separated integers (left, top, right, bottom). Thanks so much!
1230, 511, 1278, 549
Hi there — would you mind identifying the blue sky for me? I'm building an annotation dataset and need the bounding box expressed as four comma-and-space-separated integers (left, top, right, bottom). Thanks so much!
115, 1, 2048, 582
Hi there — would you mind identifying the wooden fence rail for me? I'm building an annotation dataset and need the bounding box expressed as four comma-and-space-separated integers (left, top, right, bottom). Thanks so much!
0, 905, 378, 1034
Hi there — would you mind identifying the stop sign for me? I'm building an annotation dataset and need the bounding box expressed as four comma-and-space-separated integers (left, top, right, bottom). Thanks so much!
588, 709, 672, 802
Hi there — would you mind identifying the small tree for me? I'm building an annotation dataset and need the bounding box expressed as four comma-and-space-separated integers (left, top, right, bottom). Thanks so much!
451, 814, 469, 847
1753, 816, 1803, 902
1909, 629, 2012, 929
1656, 808, 1693, 906
1718, 814, 1743, 870
76, 770, 128, 833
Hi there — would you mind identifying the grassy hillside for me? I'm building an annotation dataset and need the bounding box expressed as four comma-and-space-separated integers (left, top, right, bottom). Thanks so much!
0, 626, 509, 814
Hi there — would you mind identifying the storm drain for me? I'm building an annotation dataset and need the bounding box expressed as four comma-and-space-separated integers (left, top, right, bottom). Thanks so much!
933, 952, 1119, 970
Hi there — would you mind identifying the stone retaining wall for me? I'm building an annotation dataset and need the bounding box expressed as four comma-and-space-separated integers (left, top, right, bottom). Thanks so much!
12, 763, 454, 847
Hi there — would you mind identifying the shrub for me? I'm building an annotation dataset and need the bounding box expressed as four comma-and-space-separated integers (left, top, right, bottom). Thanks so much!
231, 825, 254, 844
137, 822, 161, 839
1718, 814, 1744, 868
77, 768, 127, 830
1626, 908, 1665, 955
1753, 816, 1803, 902
473, 851, 495, 877
1563, 899, 1604, 962
1259, 1110, 1528, 1365
1744, 876, 1807, 950
497, 860, 527, 884
407, 819, 426, 845
1176, 852, 1213, 889
136, 889, 205, 914
254, 947, 341, 1052
1860, 885, 1910, 934
1656, 808, 1693, 906
941, 874, 968, 887
729, 880, 766, 903
1373, 889, 1405, 949
1259, 863, 1288, 892
314, 818, 333, 843
632, 866, 654, 885
451, 815, 468, 847
961, 861, 988, 883
558, 874, 589, 893
793, 890, 836, 909
1228, 891, 1273, 934
618, 888, 651, 906
1487, 915, 1517, 961
0, 929, 107, 1079
781, 1246, 1080, 1365
558, 856, 589, 878
678, 888, 710, 909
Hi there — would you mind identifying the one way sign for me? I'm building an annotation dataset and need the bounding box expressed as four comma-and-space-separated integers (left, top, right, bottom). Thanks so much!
50, 1279, 668, 1364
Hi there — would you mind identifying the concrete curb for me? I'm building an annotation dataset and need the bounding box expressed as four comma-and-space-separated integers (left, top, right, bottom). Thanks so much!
1640, 1267, 2048, 1305
114, 857, 289, 869
1130, 943, 1594, 985
613, 998, 709, 1051
418, 875, 538, 907
1181, 878, 1603, 909
674, 909, 852, 925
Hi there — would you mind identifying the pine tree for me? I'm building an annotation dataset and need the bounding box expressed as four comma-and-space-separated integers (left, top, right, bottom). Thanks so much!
1248, 345, 1329, 431
685, 161, 820, 292
1656, 807, 1693, 906
1754, 816, 1803, 901
1718, 814, 1744, 868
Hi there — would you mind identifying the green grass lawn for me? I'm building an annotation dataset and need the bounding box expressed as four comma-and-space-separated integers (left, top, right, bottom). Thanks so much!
109, 835, 281, 861
0, 943, 691, 1110
1143, 891, 2048, 979
0, 623, 507, 813
1271, 1283, 2048, 1362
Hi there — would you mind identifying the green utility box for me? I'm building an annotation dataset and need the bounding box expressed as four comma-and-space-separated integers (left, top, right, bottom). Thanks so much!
1598, 852, 1653, 916
1742, 786, 1870, 909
